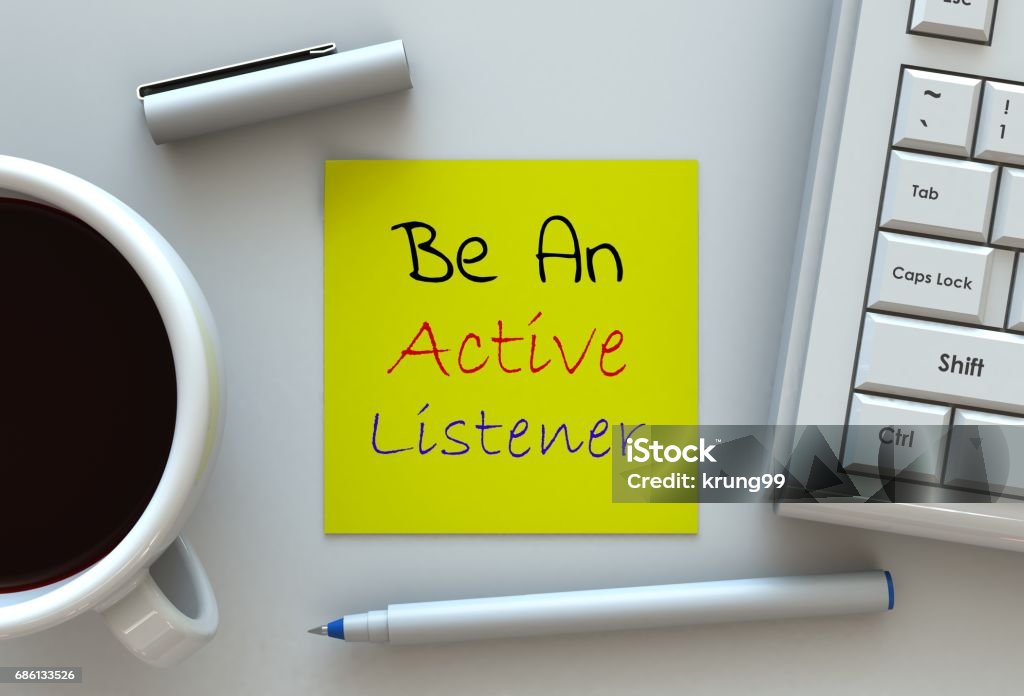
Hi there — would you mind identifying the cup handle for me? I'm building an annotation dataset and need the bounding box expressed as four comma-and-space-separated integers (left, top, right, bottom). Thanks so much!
101, 536, 218, 667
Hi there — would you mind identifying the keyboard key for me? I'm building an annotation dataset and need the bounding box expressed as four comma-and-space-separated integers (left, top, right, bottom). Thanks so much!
1004, 255, 1024, 331
855, 313, 1024, 414
992, 168, 1024, 248
880, 151, 997, 243
867, 232, 1012, 326
893, 70, 981, 157
844, 393, 949, 483
945, 410, 1024, 497
975, 82, 1024, 166
909, 0, 997, 43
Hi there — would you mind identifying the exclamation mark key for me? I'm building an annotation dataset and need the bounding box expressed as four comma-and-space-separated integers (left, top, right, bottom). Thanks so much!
976, 82, 1024, 165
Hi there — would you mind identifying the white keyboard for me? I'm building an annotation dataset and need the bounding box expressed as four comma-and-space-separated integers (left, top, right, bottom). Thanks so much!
773, 0, 1024, 551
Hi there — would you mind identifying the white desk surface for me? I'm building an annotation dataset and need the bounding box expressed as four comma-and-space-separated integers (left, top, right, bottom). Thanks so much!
4, 1, 1024, 693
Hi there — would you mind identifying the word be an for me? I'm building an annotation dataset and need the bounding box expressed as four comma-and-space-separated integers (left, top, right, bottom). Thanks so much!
392, 215, 624, 284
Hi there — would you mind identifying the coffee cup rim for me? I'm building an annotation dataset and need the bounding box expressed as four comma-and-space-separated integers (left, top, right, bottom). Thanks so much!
0, 156, 220, 636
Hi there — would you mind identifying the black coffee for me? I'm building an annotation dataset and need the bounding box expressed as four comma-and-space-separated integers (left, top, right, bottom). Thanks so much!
1, 198, 177, 592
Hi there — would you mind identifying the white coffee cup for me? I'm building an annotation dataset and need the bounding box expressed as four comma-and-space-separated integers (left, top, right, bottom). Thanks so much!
0, 156, 223, 666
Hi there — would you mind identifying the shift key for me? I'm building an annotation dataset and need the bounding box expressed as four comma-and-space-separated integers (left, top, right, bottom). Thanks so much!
856, 313, 1024, 415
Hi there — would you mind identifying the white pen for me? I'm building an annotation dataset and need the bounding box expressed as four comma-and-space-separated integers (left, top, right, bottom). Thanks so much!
308, 570, 893, 645
137, 40, 412, 144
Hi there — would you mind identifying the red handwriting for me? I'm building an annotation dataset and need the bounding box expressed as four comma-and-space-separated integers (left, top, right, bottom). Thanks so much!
387, 312, 626, 377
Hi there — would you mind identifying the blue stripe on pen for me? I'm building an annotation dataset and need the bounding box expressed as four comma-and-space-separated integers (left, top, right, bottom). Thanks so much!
327, 618, 345, 639
884, 571, 894, 610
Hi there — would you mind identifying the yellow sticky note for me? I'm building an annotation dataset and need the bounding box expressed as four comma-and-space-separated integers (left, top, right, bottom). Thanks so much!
324, 161, 698, 533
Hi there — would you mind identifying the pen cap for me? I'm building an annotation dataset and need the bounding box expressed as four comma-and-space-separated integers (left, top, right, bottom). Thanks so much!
139, 40, 412, 144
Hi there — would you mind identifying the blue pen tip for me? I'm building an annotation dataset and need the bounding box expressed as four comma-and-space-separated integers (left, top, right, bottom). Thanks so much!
327, 618, 345, 639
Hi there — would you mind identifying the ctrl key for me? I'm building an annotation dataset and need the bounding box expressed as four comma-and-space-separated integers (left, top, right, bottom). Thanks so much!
843, 394, 950, 483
